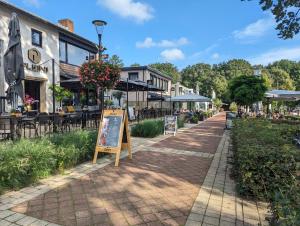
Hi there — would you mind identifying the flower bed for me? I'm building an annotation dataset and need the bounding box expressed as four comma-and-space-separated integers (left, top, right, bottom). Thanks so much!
231, 119, 300, 225
0, 130, 97, 193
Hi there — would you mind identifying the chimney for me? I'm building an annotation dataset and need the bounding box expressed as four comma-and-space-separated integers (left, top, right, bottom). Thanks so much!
58, 19, 74, 32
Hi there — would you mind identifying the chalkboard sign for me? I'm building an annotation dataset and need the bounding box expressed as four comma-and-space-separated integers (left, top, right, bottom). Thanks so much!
164, 115, 177, 136
93, 109, 132, 166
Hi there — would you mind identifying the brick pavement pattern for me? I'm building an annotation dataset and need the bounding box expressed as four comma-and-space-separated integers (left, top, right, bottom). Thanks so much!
10, 115, 226, 226
12, 152, 211, 226
152, 118, 225, 154
1, 113, 269, 226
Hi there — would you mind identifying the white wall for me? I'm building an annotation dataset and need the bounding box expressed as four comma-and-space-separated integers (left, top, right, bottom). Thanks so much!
0, 7, 60, 112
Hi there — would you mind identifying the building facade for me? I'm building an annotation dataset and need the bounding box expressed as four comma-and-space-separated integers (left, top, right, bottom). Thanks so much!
119, 66, 172, 109
0, 0, 97, 113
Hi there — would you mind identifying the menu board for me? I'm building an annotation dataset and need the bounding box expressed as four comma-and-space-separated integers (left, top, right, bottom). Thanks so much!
128, 107, 136, 120
93, 109, 132, 167
98, 116, 122, 147
164, 115, 177, 135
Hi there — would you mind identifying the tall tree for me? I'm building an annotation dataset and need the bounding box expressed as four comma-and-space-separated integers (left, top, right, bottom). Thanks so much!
269, 67, 295, 90
244, 0, 300, 39
229, 75, 268, 107
214, 59, 253, 80
181, 63, 212, 90
149, 63, 180, 83
268, 60, 300, 89
108, 55, 124, 68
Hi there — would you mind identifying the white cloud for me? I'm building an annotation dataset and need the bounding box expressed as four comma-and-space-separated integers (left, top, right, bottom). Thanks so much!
191, 44, 218, 58
211, 53, 220, 60
136, 37, 189, 48
23, 0, 40, 8
233, 17, 274, 40
160, 48, 185, 61
97, 0, 153, 23
249, 46, 300, 65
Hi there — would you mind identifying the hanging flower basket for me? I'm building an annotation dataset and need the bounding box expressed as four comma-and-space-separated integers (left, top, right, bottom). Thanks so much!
79, 60, 121, 89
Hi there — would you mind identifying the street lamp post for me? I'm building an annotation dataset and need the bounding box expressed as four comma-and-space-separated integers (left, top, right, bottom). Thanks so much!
92, 19, 107, 112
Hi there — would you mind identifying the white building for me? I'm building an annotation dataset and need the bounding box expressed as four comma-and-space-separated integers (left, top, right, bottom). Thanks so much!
119, 66, 172, 109
0, 0, 97, 113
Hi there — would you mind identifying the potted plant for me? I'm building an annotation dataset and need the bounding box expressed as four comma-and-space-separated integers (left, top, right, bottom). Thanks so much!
104, 99, 114, 108
10, 108, 22, 117
79, 60, 121, 109
24, 94, 35, 112
49, 85, 73, 112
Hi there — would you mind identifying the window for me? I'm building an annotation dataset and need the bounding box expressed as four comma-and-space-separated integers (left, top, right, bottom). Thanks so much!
59, 40, 67, 62
67, 43, 90, 66
179, 87, 183, 95
59, 41, 93, 66
31, 29, 42, 47
129, 72, 138, 81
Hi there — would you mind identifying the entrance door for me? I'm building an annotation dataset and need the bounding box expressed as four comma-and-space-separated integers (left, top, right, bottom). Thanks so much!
25, 80, 40, 111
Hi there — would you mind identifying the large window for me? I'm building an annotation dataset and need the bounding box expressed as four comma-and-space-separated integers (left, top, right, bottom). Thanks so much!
59, 40, 93, 66
32, 29, 42, 47
129, 72, 138, 81
67, 43, 90, 66
59, 40, 67, 62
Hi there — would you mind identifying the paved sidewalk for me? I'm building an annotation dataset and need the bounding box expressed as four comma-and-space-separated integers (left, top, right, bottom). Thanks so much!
0, 113, 269, 226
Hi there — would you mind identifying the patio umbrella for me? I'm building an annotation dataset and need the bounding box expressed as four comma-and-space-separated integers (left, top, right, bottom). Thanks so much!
4, 12, 25, 109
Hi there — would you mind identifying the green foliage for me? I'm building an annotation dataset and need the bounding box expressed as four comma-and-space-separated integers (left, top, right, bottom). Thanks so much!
130, 63, 141, 67
49, 85, 72, 104
229, 75, 268, 107
104, 99, 114, 107
108, 54, 124, 68
232, 119, 299, 224
190, 115, 199, 124
131, 120, 164, 138
229, 102, 238, 112
177, 118, 185, 128
0, 130, 97, 191
149, 63, 180, 83
214, 59, 253, 80
213, 98, 222, 111
246, 0, 300, 39
269, 67, 295, 90
112, 91, 125, 106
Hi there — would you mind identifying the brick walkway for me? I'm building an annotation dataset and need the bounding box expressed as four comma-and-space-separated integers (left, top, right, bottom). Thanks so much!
0, 113, 269, 226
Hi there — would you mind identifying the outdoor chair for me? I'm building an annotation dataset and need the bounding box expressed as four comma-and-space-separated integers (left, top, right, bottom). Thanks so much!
37, 113, 51, 136
19, 117, 39, 138
0, 117, 11, 140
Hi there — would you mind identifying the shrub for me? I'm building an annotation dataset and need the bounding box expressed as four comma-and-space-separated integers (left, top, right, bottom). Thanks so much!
232, 119, 299, 224
131, 120, 164, 138
190, 115, 199, 124
177, 117, 185, 128
229, 102, 238, 112
0, 130, 97, 192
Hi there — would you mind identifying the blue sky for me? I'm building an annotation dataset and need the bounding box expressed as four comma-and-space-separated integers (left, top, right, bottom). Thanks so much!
7, 0, 300, 69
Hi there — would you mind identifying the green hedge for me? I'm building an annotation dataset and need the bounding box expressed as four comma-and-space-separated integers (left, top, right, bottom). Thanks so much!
0, 130, 97, 192
232, 119, 299, 225
177, 117, 185, 128
131, 120, 164, 138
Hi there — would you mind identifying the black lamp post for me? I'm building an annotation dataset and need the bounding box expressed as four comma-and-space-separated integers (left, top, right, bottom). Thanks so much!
92, 19, 107, 112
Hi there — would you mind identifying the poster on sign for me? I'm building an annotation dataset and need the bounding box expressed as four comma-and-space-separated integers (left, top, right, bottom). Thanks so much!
128, 107, 135, 121
164, 115, 177, 136
93, 109, 132, 167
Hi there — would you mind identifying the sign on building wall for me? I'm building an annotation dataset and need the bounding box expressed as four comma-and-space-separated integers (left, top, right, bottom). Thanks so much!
24, 48, 48, 73
93, 109, 132, 167
164, 115, 177, 136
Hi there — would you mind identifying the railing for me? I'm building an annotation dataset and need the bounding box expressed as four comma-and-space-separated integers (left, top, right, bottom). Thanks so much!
0, 108, 172, 141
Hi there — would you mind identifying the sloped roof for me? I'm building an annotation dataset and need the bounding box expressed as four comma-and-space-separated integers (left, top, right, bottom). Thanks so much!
171, 94, 211, 102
